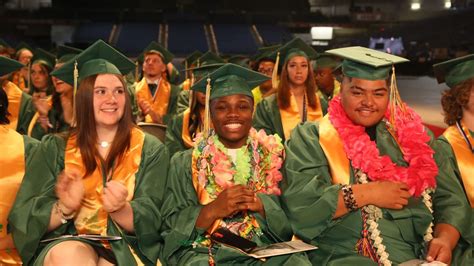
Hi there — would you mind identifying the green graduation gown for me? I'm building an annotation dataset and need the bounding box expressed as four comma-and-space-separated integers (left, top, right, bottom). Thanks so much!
161, 149, 311, 265
281, 121, 434, 265
252, 94, 328, 142
8, 132, 169, 266
165, 111, 189, 156
433, 131, 473, 265
175, 89, 190, 115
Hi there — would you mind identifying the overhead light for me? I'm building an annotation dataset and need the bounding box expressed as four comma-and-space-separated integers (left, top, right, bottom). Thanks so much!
411, 3, 421, 10
310, 27, 333, 40
445, 1, 451, 8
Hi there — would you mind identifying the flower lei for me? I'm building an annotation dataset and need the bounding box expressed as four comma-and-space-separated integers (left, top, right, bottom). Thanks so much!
192, 128, 284, 239
328, 95, 437, 196
329, 96, 437, 265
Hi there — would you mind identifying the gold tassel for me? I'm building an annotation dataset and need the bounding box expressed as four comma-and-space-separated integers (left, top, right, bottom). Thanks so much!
272, 52, 280, 90
135, 61, 139, 83
27, 62, 31, 92
389, 65, 406, 131
72, 60, 79, 128
185, 60, 188, 80
197, 58, 200, 68
203, 77, 211, 138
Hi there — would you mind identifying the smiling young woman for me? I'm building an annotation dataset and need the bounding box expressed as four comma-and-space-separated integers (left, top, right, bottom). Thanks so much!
9, 40, 169, 266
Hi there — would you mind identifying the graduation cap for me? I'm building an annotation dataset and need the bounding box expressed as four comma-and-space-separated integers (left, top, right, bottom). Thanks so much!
31, 48, 56, 70
56, 45, 83, 64
325, 46, 408, 81
197, 51, 225, 66
0, 38, 11, 48
191, 63, 270, 137
433, 54, 474, 88
0, 56, 24, 76
227, 55, 250, 68
50, 39, 135, 87
313, 53, 340, 71
137, 41, 174, 64
270, 38, 317, 88
183, 50, 203, 67
251, 44, 281, 62
15, 41, 34, 54
326, 46, 410, 128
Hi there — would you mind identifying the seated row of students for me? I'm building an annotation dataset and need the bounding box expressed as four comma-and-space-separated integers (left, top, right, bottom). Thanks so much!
0, 40, 473, 265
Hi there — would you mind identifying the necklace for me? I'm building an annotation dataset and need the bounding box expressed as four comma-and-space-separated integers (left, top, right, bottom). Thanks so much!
328, 96, 437, 196
98, 141, 111, 148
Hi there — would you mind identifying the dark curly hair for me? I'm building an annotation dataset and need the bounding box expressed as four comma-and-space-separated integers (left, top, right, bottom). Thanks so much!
441, 78, 473, 126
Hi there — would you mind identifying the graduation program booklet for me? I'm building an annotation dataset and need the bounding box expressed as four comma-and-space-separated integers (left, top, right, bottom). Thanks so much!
40, 234, 122, 243
210, 228, 317, 259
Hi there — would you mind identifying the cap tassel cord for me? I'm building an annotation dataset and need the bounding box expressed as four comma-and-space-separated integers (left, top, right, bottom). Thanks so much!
71, 60, 78, 128
203, 77, 211, 138
272, 52, 280, 89
389, 65, 406, 131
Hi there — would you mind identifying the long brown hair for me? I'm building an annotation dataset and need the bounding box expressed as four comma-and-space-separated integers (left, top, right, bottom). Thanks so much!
72, 74, 135, 177
441, 78, 473, 126
277, 56, 318, 109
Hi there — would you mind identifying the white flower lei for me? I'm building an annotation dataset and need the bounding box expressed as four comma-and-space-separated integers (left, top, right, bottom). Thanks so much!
356, 170, 434, 266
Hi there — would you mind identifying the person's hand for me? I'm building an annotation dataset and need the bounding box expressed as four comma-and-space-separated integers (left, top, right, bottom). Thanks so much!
364, 181, 411, 209
138, 99, 162, 123
32, 92, 51, 116
426, 237, 452, 264
102, 181, 128, 213
208, 185, 257, 219
55, 170, 84, 214
246, 194, 265, 218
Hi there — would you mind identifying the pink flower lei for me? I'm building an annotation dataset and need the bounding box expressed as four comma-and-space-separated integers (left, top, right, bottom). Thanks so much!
328, 96, 437, 196
193, 128, 284, 199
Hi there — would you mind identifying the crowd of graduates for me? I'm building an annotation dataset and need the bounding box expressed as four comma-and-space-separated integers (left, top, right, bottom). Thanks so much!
0, 36, 473, 265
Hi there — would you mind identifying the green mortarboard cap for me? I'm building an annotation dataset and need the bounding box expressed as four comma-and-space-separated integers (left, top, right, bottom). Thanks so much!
313, 53, 340, 70
252, 44, 281, 62
0, 56, 24, 76
0, 39, 11, 48
326, 46, 409, 80
433, 54, 474, 88
31, 48, 56, 70
51, 39, 135, 86
184, 50, 203, 66
191, 63, 269, 100
15, 41, 34, 53
137, 41, 174, 64
56, 45, 83, 64
227, 55, 250, 68
187, 63, 225, 86
272, 38, 318, 64
197, 51, 225, 66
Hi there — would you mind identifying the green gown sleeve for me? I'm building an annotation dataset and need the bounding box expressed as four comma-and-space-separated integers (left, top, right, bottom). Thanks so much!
175, 90, 190, 115
281, 122, 340, 243
117, 133, 169, 265
127, 83, 140, 120
8, 135, 67, 265
252, 95, 284, 140
16, 92, 36, 135
433, 136, 473, 265
163, 85, 181, 124
22, 135, 40, 163
161, 150, 203, 264
164, 113, 187, 157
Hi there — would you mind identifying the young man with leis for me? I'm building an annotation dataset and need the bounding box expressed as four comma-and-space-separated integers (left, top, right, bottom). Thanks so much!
281, 47, 439, 265
161, 64, 311, 265
428, 55, 474, 265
